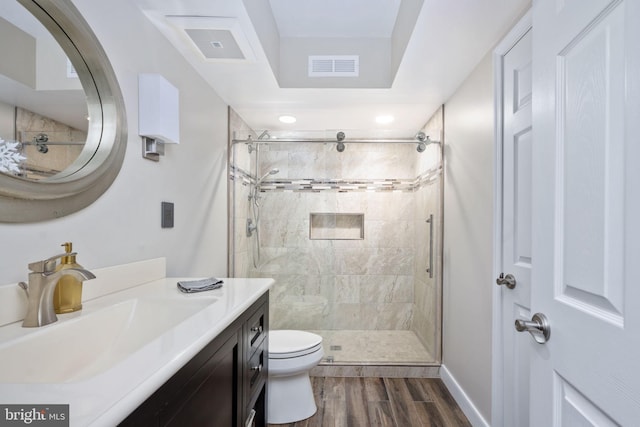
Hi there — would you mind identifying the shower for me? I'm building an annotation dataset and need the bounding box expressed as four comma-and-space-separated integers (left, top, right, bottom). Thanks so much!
247, 167, 279, 268
228, 112, 444, 370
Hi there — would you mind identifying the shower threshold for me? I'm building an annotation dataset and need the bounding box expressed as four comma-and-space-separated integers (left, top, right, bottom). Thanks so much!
309, 330, 435, 365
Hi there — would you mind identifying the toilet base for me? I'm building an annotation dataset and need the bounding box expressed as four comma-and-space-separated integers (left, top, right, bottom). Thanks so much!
267, 372, 317, 424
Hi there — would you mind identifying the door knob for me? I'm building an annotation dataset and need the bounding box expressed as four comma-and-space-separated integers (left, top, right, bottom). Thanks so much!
515, 313, 550, 344
496, 273, 516, 289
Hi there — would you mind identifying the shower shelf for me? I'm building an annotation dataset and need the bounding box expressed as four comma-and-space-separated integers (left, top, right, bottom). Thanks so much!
309, 213, 364, 240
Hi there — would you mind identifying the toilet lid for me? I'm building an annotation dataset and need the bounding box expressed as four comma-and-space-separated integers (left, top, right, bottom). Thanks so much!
269, 330, 323, 358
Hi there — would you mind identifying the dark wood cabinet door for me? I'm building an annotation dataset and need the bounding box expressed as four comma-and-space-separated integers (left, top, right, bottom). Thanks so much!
161, 331, 239, 427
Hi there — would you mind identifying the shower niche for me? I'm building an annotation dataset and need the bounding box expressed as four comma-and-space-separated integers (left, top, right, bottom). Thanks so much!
228, 108, 444, 368
309, 213, 364, 240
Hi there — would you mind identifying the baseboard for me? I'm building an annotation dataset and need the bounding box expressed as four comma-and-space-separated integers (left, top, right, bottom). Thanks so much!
440, 365, 490, 427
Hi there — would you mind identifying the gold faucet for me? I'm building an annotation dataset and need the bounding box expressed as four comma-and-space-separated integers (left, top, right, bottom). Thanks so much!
19, 251, 96, 327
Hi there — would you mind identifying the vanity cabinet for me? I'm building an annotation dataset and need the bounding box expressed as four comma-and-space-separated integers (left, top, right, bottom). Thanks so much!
119, 292, 269, 427
244, 301, 268, 427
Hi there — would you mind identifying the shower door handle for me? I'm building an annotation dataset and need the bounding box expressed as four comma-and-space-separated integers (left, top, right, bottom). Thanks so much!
426, 214, 434, 278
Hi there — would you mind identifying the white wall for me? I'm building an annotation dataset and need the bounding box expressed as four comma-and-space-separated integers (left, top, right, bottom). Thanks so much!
443, 51, 495, 421
0, 100, 13, 140
0, 16, 35, 87
0, 0, 229, 285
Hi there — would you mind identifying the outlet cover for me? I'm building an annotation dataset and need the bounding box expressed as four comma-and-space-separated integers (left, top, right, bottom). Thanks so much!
161, 202, 174, 228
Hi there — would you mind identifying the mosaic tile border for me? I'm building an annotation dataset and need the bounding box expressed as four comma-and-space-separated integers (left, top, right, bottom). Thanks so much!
230, 164, 442, 193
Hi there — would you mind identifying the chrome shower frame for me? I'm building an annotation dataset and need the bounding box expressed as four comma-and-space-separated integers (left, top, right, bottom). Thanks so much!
232, 130, 441, 150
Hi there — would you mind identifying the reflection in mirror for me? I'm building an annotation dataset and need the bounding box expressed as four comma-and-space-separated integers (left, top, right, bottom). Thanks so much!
0, 0, 126, 222
0, 2, 89, 181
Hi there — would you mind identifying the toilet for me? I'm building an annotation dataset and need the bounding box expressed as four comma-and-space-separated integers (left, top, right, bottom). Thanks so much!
267, 330, 324, 424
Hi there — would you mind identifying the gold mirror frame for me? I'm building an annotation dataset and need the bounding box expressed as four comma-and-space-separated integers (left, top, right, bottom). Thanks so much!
0, 0, 126, 222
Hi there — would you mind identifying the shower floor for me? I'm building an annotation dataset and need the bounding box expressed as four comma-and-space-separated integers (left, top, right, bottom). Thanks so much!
308, 330, 433, 365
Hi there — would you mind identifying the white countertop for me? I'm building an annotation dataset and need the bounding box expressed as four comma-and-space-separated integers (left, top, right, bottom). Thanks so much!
0, 277, 273, 426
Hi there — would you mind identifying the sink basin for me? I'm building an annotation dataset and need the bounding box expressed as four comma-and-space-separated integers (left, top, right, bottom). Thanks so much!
0, 297, 215, 383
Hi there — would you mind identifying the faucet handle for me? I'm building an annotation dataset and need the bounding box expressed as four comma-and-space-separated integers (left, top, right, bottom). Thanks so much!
28, 252, 78, 274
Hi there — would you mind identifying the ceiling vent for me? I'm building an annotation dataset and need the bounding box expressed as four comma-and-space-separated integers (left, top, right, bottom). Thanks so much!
308, 55, 359, 77
162, 16, 256, 62
185, 29, 244, 59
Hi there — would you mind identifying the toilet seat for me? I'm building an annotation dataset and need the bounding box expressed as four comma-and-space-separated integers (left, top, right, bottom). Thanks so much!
269, 330, 323, 359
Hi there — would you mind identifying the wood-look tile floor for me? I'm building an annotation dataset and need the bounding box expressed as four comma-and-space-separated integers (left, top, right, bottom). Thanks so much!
269, 377, 472, 427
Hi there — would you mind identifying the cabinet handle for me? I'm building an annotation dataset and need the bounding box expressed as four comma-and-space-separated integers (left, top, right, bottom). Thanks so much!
250, 325, 263, 334
245, 409, 256, 427
250, 363, 263, 372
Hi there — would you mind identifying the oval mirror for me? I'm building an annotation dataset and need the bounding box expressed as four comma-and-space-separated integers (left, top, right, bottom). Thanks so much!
0, 0, 126, 222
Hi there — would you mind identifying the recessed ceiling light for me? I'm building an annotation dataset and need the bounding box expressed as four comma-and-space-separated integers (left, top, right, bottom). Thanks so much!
279, 115, 297, 124
375, 115, 394, 124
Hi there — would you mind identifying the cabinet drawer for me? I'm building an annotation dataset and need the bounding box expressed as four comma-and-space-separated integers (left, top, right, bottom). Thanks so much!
247, 344, 267, 401
246, 308, 266, 356
245, 387, 266, 427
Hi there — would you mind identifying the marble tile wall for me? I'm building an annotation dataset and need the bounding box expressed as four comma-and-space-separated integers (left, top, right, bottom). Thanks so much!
254, 212, 416, 330
260, 141, 419, 181
251, 140, 433, 333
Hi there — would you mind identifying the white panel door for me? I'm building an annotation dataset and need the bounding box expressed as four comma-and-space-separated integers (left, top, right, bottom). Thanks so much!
530, 0, 640, 425
500, 27, 533, 427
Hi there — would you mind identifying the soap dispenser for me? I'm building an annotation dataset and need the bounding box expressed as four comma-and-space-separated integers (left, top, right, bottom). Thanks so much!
53, 242, 86, 313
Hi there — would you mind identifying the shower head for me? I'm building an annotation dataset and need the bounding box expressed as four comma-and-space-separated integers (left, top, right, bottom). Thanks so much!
257, 168, 279, 184
257, 130, 271, 140
416, 142, 426, 152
